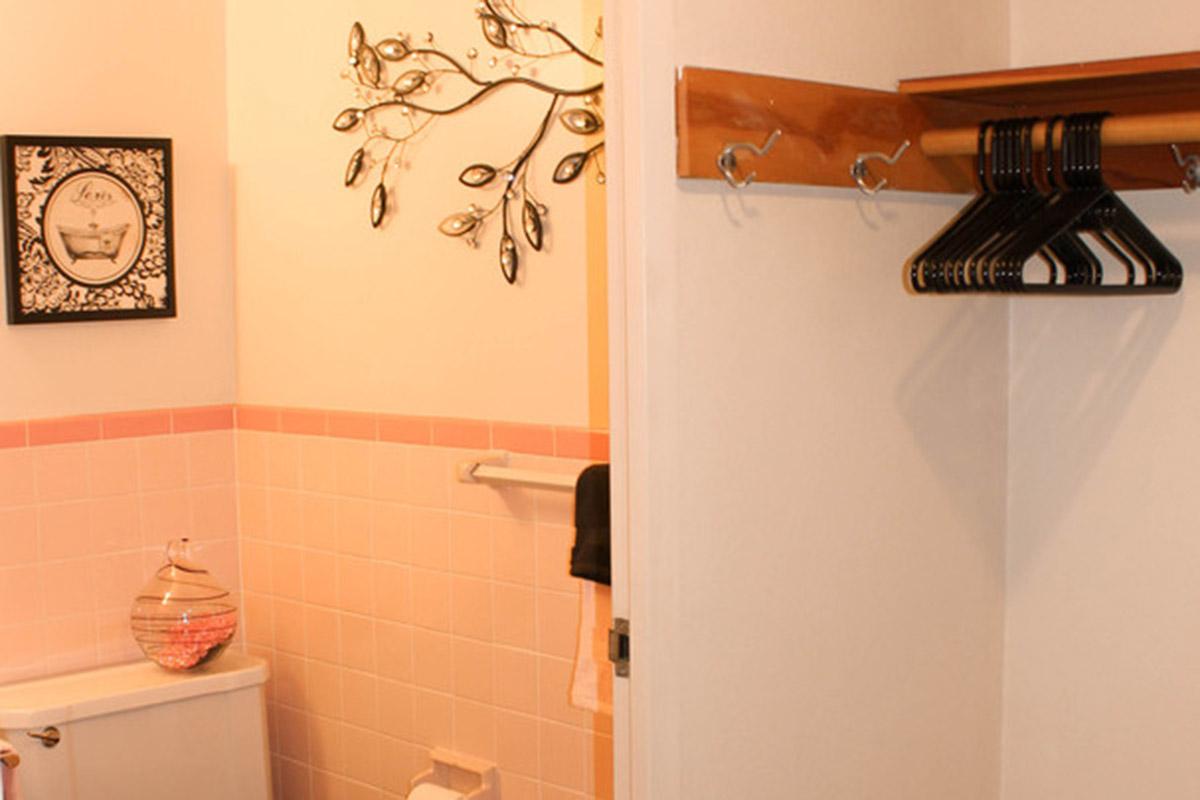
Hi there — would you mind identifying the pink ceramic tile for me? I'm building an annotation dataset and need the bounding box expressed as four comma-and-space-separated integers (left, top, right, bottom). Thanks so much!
41, 559, 95, 617
541, 786, 585, 800
271, 545, 304, 601
0, 449, 35, 507
187, 430, 235, 486
497, 771, 540, 800
280, 408, 328, 436
274, 705, 310, 762
306, 661, 344, 718
334, 440, 372, 498
236, 405, 281, 432
450, 469, 493, 514
277, 755, 311, 800
409, 569, 451, 632
493, 423, 556, 456
328, 411, 377, 441
492, 647, 538, 715
493, 519, 536, 585
537, 590, 579, 659
304, 605, 340, 662
0, 565, 45, 624
38, 501, 92, 560
137, 436, 189, 491
273, 598, 307, 655
303, 550, 338, 607
236, 430, 269, 485
273, 652, 309, 708
172, 405, 234, 434
301, 494, 337, 551
191, 484, 238, 539
0, 620, 45, 673
451, 576, 493, 642
309, 769, 350, 800
266, 435, 302, 489
381, 738, 422, 796
240, 539, 273, 593
410, 508, 450, 570
0, 421, 27, 449
238, 485, 269, 538
370, 502, 409, 564
336, 498, 372, 557
537, 524, 579, 593
28, 415, 102, 446
554, 428, 609, 461
539, 721, 586, 791
587, 733, 615, 800
488, 483, 538, 521
341, 723, 383, 787
101, 410, 170, 440
86, 439, 139, 497
492, 584, 537, 650
369, 443, 407, 503
139, 489, 192, 546
377, 415, 431, 445
243, 592, 274, 647
377, 678, 414, 738
34, 445, 89, 502
407, 447, 449, 509
337, 556, 374, 615
269, 489, 305, 546
307, 715, 345, 775
411, 629, 453, 692
43, 614, 98, 674
375, 621, 413, 683
449, 514, 491, 578
300, 436, 337, 494
453, 698, 497, 761
96, 608, 141, 663
341, 668, 379, 728
431, 418, 490, 449
539, 655, 590, 727
496, 710, 540, 777
412, 689, 453, 748
339, 614, 376, 672
374, 563, 410, 623
89, 495, 141, 553
452, 638, 494, 703
0, 507, 38, 566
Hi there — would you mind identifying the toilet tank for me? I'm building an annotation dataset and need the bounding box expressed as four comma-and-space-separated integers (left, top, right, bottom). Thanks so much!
0, 652, 270, 800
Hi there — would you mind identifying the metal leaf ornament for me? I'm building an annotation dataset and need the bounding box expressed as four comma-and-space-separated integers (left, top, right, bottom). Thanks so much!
560, 108, 602, 135
459, 164, 498, 188
553, 152, 588, 184
334, 7, 604, 284
522, 201, 544, 251
499, 234, 519, 284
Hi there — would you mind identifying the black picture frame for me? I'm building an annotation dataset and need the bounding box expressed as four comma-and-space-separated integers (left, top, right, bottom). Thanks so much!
1, 135, 175, 324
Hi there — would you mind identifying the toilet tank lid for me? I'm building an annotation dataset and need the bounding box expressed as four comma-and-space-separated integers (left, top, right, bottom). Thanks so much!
0, 652, 268, 730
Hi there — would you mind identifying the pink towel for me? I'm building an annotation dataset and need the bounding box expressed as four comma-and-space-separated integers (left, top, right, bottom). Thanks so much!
569, 582, 613, 715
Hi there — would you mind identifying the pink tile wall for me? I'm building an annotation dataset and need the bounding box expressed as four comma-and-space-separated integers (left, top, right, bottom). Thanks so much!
0, 421, 241, 685
238, 428, 613, 800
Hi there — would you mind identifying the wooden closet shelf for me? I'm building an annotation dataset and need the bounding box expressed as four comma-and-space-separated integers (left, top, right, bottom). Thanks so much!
677, 51, 1200, 193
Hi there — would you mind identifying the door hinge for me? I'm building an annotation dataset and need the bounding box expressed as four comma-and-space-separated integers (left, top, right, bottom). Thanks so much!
608, 618, 630, 677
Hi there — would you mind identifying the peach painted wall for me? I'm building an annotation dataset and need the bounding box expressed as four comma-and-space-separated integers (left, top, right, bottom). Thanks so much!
225, 1, 600, 427
0, 0, 236, 420
1002, 6, 1200, 798
234, 416, 612, 800
0, 410, 240, 684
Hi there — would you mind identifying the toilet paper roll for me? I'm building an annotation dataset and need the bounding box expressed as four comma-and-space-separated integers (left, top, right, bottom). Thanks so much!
407, 783, 466, 800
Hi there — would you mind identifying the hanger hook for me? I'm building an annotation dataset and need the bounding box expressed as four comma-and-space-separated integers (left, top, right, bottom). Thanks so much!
850, 140, 911, 196
1170, 144, 1200, 193
716, 129, 782, 189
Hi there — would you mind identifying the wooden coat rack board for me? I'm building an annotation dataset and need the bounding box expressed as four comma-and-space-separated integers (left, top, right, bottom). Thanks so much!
676, 51, 1200, 193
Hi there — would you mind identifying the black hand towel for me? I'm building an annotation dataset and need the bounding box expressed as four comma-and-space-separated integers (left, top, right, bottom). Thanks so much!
570, 463, 610, 585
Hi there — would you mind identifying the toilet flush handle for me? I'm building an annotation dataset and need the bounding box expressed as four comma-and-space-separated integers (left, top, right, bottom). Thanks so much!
26, 727, 59, 748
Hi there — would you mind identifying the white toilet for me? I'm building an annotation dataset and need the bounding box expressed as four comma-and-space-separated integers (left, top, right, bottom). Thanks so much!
0, 652, 270, 799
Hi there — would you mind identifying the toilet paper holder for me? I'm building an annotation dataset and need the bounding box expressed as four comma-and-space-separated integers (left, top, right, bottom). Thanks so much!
410, 748, 497, 800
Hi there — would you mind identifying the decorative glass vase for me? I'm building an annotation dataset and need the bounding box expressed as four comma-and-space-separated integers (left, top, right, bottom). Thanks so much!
130, 538, 237, 670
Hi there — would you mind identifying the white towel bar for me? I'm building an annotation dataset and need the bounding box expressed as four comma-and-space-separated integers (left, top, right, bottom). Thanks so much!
456, 451, 577, 491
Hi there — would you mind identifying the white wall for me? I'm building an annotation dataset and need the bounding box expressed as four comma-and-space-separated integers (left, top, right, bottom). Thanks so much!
226, 0, 598, 425
1003, 5, 1200, 798
613, 1, 1012, 797
0, 0, 236, 419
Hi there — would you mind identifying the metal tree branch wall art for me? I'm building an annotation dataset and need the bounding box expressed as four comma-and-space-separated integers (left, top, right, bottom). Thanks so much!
333, 1, 604, 285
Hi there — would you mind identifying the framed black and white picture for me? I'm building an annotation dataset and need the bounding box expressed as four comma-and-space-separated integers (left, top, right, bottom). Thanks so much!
2, 136, 175, 324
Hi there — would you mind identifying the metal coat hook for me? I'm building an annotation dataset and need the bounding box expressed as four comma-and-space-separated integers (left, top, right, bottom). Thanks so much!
1170, 144, 1200, 193
716, 129, 782, 189
851, 140, 911, 195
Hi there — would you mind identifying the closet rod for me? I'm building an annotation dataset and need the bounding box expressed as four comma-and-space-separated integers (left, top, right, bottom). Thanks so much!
921, 110, 1200, 156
